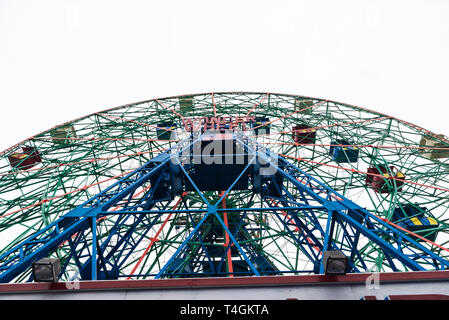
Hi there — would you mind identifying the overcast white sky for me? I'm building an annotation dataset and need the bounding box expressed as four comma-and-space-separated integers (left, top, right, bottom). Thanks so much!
0, 0, 448, 152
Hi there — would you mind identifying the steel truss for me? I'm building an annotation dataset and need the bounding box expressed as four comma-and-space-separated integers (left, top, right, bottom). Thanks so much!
1, 92, 449, 282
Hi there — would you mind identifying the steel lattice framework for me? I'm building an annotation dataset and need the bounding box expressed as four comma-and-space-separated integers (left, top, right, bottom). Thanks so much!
1, 92, 449, 283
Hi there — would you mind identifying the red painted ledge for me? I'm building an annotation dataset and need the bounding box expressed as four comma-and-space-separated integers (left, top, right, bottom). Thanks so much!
0, 270, 448, 294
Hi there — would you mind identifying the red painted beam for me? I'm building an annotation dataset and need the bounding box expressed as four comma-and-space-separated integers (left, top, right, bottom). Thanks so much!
387, 294, 449, 300
221, 191, 234, 277
1, 270, 449, 294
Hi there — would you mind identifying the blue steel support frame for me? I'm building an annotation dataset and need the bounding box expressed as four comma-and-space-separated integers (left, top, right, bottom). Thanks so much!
0, 132, 449, 283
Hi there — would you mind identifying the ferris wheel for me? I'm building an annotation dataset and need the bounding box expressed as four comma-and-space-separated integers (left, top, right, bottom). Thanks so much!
1, 92, 449, 283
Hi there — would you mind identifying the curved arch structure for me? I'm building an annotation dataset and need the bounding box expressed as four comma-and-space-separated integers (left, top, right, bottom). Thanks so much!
1, 92, 449, 283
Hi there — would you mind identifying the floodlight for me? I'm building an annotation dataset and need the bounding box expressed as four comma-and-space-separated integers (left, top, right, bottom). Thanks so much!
32, 258, 61, 282
323, 250, 348, 275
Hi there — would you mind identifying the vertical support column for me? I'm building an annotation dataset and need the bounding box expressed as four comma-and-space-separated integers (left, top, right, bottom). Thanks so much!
221, 192, 234, 277
319, 210, 335, 274
91, 216, 97, 280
